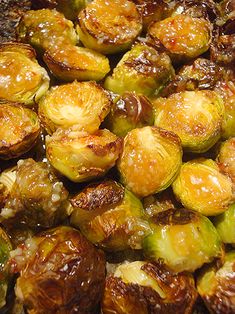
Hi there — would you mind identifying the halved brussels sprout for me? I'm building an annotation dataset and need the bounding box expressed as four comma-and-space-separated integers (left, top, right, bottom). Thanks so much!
102, 260, 198, 314
70, 180, 150, 251
197, 251, 235, 314
46, 127, 122, 182
0, 43, 49, 104
32, 0, 87, 21
213, 203, 235, 244
172, 159, 234, 216
104, 43, 174, 96
104, 92, 154, 137
0, 103, 40, 160
17, 9, 77, 54
76, 0, 142, 54
215, 80, 235, 139
153, 90, 224, 153
217, 137, 235, 185
11, 226, 106, 314
117, 126, 182, 198
0, 227, 12, 309
161, 58, 226, 97
143, 208, 223, 272
43, 44, 110, 82
39, 81, 112, 135
147, 14, 212, 62
1, 158, 70, 228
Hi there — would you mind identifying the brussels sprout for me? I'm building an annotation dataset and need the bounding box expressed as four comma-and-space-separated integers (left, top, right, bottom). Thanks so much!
102, 260, 198, 314
213, 203, 235, 244
143, 208, 223, 272
70, 180, 150, 251
0, 167, 16, 209
153, 90, 224, 153
147, 14, 212, 62
0, 43, 49, 104
17, 9, 77, 54
197, 251, 235, 314
214, 80, 235, 139
161, 58, 226, 97
0, 227, 12, 309
1, 158, 70, 228
32, 0, 87, 21
46, 127, 122, 182
76, 0, 142, 55
211, 33, 235, 66
104, 43, 174, 97
104, 92, 154, 137
217, 137, 235, 184
43, 44, 110, 82
172, 159, 234, 216
0, 103, 40, 160
11, 226, 106, 314
117, 126, 182, 198
38, 81, 112, 135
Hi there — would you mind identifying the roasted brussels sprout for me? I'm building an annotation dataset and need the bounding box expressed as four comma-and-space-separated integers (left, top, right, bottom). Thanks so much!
32, 0, 87, 21
214, 80, 235, 139
213, 203, 235, 244
104, 43, 174, 97
153, 90, 224, 153
211, 32, 235, 66
0, 43, 49, 104
172, 159, 234, 216
143, 208, 223, 272
117, 126, 182, 198
43, 44, 110, 82
46, 127, 122, 182
70, 180, 150, 251
161, 58, 226, 97
0, 103, 40, 160
102, 260, 198, 314
17, 9, 77, 53
217, 137, 235, 185
0, 227, 12, 309
11, 226, 106, 314
1, 158, 70, 228
76, 0, 142, 54
39, 81, 112, 135
197, 251, 235, 314
147, 14, 212, 63
0, 167, 16, 209
104, 92, 154, 137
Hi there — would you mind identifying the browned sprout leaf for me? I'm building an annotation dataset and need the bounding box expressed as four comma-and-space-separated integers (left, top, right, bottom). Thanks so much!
11, 226, 106, 314
76, 0, 142, 54
102, 260, 198, 314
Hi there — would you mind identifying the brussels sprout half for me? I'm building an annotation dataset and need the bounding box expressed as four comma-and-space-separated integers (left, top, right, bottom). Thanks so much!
11, 226, 106, 314
213, 203, 235, 244
102, 260, 198, 314
0, 228, 12, 309
143, 208, 223, 273
117, 126, 182, 198
17, 9, 77, 54
1, 158, 70, 229
46, 127, 122, 182
104, 92, 154, 137
0, 43, 49, 105
0, 103, 40, 160
147, 14, 212, 63
39, 81, 112, 135
217, 137, 235, 185
70, 180, 150, 251
43, 44, 110, 82
76, 0, 142, 54
197, 251, 235, 314
172, 159, 234, 216
104, 43, 174, 96
153, 90, 224, 153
